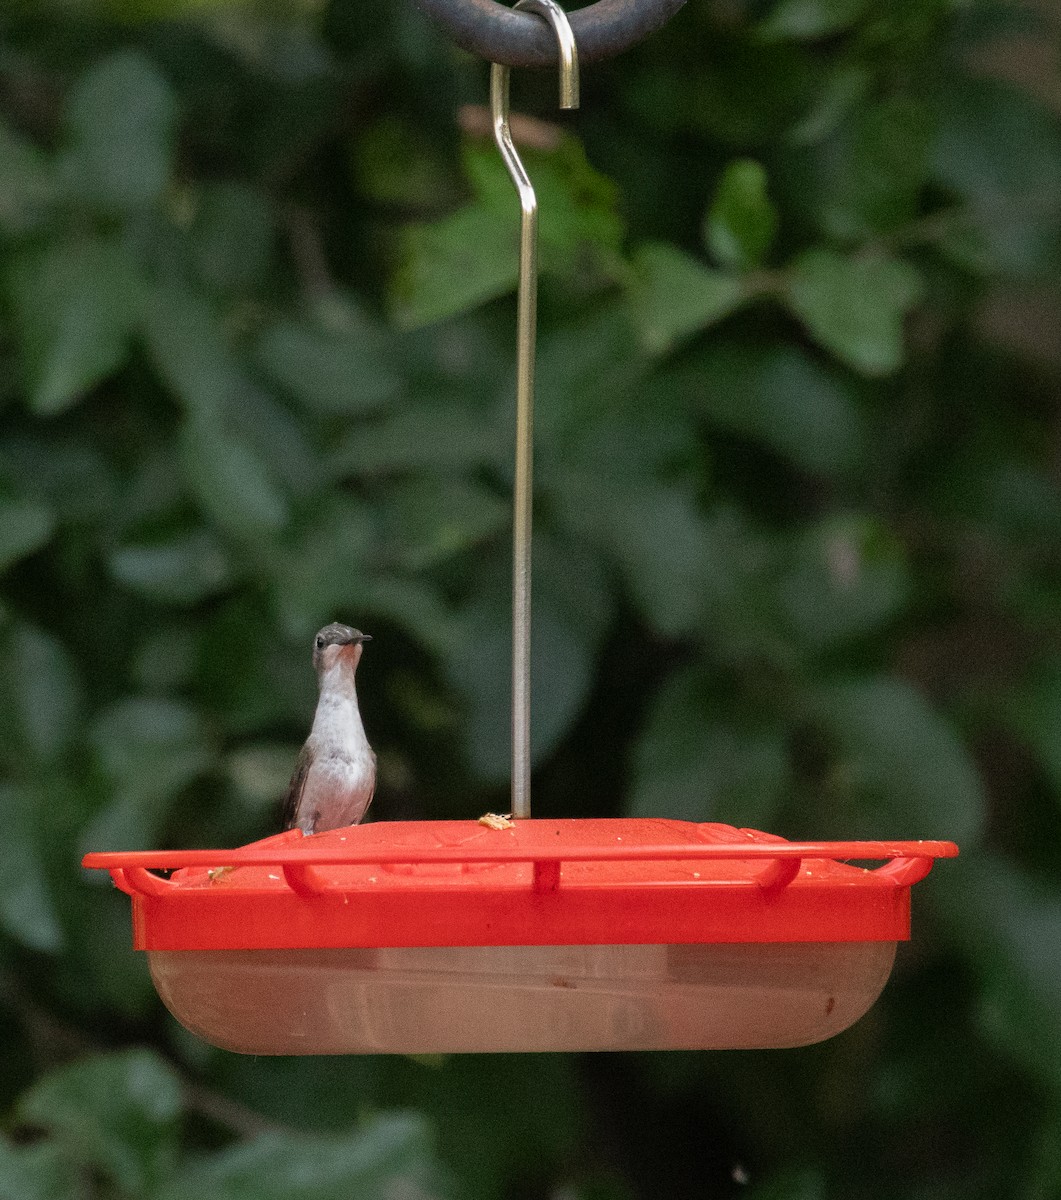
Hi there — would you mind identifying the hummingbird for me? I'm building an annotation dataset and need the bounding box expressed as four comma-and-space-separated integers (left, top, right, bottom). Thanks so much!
283, 622, 376, 835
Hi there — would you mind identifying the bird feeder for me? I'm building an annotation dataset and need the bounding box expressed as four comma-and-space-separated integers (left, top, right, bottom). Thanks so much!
82, 0, 958, 1054
83, 821, 955, 1054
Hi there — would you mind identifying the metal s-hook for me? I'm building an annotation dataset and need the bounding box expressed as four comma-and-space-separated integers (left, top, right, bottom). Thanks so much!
492, 0, 579, 821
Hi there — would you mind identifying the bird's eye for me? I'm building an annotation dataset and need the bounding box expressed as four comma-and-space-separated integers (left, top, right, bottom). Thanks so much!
315, 636, 324, 649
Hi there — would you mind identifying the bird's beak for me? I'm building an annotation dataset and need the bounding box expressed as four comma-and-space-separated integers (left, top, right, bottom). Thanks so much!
357, 633, 371, 643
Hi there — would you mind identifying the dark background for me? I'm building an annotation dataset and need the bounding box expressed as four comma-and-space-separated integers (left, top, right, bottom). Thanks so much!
2, 0, 1060, 1197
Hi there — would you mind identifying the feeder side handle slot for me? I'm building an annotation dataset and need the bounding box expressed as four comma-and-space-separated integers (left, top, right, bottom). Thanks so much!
871, 857, 935, 887
123, 867, 178, 897
756, 857, 802, 892
283, 864, 333, 898
110, 869, 136, 896
414, 0, 687, 67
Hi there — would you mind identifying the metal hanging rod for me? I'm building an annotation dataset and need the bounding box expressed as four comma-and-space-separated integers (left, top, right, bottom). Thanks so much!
491, 0, 579, 819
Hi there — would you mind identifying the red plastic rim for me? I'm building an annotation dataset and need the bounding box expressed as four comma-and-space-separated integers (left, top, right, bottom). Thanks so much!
81, 818, 958, 951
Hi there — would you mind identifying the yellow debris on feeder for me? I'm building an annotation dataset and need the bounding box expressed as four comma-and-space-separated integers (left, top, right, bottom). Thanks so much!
478, 813, 515, 830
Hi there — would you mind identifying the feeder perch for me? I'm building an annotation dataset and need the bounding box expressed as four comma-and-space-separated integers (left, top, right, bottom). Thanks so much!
81, 1, 959, 1055
82, 821, 956, 1054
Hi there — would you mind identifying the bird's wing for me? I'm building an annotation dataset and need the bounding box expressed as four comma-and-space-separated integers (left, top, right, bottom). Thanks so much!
360, 752, 377, 821
282, 742, 313, 829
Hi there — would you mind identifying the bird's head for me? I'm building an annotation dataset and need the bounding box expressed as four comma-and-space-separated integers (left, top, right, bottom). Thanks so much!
312, 622, 371, 676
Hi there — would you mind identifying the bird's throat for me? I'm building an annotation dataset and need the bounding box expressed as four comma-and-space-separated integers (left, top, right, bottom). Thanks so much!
311, 667, 368, 751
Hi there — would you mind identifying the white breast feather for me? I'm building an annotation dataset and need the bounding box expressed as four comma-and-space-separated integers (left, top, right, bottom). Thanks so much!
297, 684, 376, 831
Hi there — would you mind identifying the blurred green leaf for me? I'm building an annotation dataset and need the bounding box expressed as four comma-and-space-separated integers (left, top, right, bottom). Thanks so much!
110, 529, 235, 606
354, 115, 460, 210
19, 1050, 182, 1196
785, 97, 933, 239
973, 460, 1061, 543
784, 249, 922, 375
84, 697, 211, 851
816, 676, 986, 843
544, 384, 714, 638
0, 1138, 80, 1200
66, 892, 158, 1018
464, 136, 623, 271
445, 590, 596, 782
840, 98, 932, 236
6, 235, 141, 415
143, 283, 244, 419
0, 785, 63, 952
393, 135, 623, 329
190, 181, 275, 295
132, 625, 199, 692
0, 120, 54, 235
255, 316, 401, 415
629, 242, 744, 354
0, 622, 82, 765
530, 531, 614, 646
605, 484, 714, 639
758, 0, 869, 41
0, 496, 55, 574
224, 743, 300, 814
931, 79, 1061, 208
638, 37, 814, 144
228, 385, 325, 503
630, 666, 789, 828
689, 340, 867, 475
705, 159, 778, 270
393, 202, 513, 330
533, 303, 648, 442
777, 515, 910, 648
930, 80, 1061, 279
329, 400, 503, 478
932, 852, 1061, 1095
358, 574, 458, 665
785, 62, 869, 145
157, 1112, 447, 1200
268, 495, 377, 635
385, 477, 508, 571
145, 288, 317, 518
180, 412, 290, 542
378, 1041, 583, 1196
63, 49, 176, 211
1005, 673, 1061, 801
0, 431, 116, 524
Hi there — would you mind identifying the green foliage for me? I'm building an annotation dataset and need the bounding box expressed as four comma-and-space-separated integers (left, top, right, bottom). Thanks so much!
0, 1139, 81, 1200
7, 235, 141, 415
19, 1050, 182, 1195
815, 676, 987, 843
705, 159, 778, 271
4, 1049, 449, 1200
2, 0, 1061, 1197
628, 241, 745, 353
783, 249, 923, 375
63, 51, 177, 212
393, 136, 624, 329
0, 785, 64, 952
630, 665, 789, 828
156, 1111, 448, 1200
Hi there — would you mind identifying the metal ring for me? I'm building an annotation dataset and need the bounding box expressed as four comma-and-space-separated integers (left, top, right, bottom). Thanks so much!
413, 0, 688, 67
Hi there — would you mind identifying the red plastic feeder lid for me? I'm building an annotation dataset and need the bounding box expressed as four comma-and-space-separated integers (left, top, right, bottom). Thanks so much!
81, 819, 958, 953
